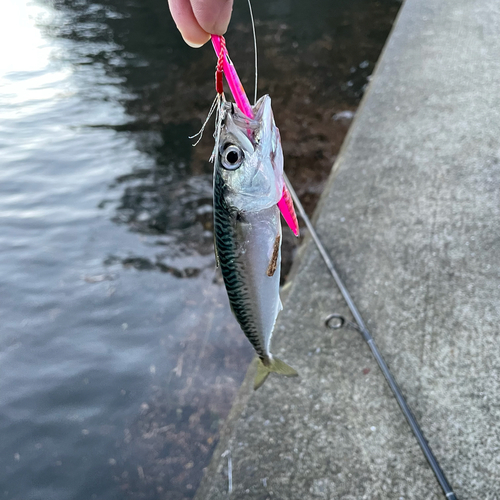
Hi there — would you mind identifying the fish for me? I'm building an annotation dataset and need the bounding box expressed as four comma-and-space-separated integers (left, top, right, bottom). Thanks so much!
213, 94, 298, 390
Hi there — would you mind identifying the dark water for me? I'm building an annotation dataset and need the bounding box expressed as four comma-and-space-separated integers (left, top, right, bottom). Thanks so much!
0, 1, 399, 499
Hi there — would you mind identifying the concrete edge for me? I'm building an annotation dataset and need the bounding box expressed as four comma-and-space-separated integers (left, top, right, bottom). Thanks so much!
312, 0, 407, 227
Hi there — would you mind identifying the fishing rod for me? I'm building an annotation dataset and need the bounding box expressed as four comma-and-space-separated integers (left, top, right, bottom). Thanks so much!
284, 175, 458, 500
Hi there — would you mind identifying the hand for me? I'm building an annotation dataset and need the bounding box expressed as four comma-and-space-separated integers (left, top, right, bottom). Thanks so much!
168, 0, 234, 47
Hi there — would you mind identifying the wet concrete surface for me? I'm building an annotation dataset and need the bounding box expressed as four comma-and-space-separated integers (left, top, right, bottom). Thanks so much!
195, 0, 500, 498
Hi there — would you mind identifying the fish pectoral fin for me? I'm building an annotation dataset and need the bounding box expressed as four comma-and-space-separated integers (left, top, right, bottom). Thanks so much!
254, 356, 298, 390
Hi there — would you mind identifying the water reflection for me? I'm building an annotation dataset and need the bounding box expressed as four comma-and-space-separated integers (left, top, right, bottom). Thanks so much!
110, 124, 214, 253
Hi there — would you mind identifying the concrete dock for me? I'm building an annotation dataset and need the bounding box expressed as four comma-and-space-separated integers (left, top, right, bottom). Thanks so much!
195, 0, 500, 498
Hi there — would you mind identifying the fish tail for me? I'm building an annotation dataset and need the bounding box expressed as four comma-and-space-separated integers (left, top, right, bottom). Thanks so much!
254, 356, 298, 390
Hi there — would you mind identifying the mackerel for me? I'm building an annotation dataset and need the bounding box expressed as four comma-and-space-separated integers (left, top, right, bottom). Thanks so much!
213, 95, 298, 390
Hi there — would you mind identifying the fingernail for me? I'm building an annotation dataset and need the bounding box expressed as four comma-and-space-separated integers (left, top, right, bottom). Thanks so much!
178, 28, 209, 48
184, 39, 204, 48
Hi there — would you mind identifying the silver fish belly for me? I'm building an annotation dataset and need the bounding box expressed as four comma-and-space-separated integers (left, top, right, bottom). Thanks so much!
213, 95, 297, 389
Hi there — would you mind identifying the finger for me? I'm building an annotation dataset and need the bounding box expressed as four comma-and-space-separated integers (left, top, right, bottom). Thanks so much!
168, 0, 211, 47
191, 0, 234, 35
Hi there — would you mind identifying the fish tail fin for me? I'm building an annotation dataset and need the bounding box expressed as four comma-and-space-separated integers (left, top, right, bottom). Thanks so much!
254, 356, 298, 390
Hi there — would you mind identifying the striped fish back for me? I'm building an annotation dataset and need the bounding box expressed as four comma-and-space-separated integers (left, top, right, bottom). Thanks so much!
213, 170, 266, 359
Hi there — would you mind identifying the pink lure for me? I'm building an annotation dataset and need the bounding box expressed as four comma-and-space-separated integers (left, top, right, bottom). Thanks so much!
211, 35, 299, 237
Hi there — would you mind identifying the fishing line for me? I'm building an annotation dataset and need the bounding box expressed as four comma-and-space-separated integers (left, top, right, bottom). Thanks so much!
283, 174, 458, 500
247, 0, 258, 105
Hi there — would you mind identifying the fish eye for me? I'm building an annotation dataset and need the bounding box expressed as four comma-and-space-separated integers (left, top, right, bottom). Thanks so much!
221, 144, 243, 170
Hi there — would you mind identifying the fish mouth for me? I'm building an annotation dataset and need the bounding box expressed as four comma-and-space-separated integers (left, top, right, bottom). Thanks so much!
222, 95, 272, 148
